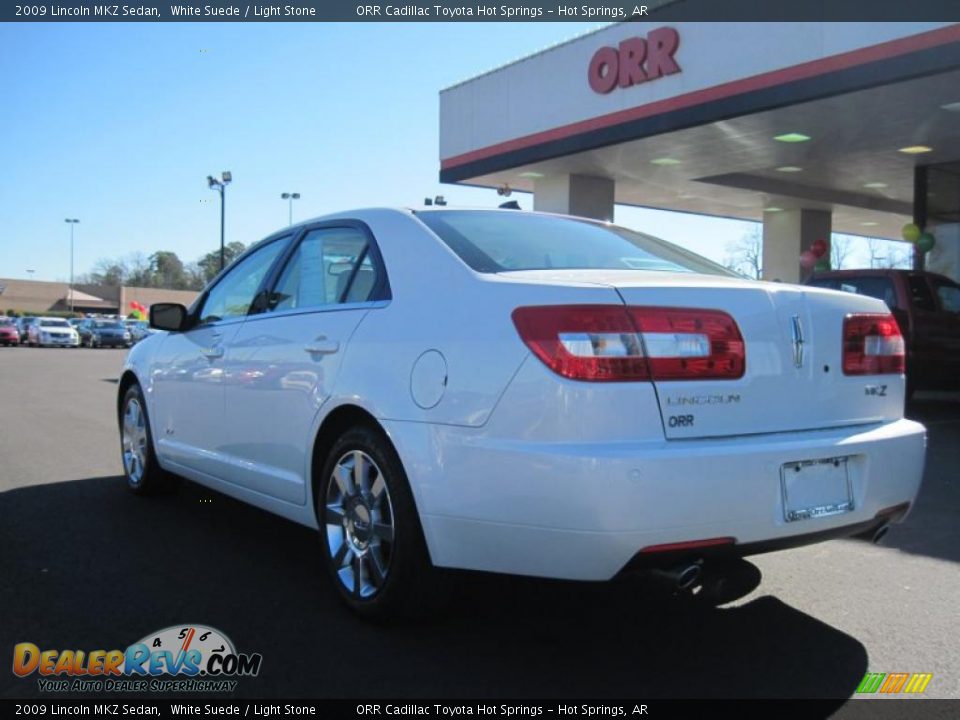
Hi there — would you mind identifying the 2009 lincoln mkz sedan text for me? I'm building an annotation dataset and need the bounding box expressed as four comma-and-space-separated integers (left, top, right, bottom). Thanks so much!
118, 208, 926, 619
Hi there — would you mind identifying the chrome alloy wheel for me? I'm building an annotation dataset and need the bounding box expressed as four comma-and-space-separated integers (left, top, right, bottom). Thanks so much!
324, 450, 395, 599
122, 397, 148, 486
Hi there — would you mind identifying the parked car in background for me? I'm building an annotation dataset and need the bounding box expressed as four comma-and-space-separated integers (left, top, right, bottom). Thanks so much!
127, 321, 158, 344
0, 317, 20, 346
16, 317, 36, 343
78, 319, 132, 348
119, 208, 925, 620
807, 269, 960, 396
27, 317, 80, 347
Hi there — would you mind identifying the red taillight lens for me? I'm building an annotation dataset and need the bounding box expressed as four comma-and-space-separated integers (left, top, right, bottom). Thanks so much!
842, 313, 905, 375
510, 305, 649, 381
628, 307, 745, 380
511, 305, 745, 382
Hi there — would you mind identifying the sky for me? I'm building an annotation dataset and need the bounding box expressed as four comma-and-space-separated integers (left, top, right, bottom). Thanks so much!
0, 22, 904, 282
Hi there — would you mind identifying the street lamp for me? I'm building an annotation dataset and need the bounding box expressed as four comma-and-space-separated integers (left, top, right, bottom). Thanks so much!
207, 171, 232, 271
64, 219, 79, 312
281, 192, 300, 226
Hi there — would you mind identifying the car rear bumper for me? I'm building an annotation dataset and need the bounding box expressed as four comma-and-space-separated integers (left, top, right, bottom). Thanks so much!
39, 338, 79, 347
388, 418, 926, 581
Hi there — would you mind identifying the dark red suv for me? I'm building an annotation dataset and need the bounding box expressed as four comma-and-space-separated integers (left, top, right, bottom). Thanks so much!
807, 270, 960, 396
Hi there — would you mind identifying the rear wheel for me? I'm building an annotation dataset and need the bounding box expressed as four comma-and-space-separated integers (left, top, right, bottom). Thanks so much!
119, 384, 176, 494
317, 425, 442, 621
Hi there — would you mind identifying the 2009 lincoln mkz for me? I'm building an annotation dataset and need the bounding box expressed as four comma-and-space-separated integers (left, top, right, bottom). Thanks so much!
118, 208, 926, 619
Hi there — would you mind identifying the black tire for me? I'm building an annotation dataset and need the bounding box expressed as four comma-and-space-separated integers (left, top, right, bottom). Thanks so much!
118, 384, 177, 495
316, 425, 443, 621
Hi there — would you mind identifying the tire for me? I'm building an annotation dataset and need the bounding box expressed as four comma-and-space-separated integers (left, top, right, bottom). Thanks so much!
119, 384, 177, 495
316, 425, 442, 621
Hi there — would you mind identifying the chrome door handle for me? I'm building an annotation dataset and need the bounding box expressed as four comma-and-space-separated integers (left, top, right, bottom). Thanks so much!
304, 336, 339, 355
201, 345, 225, 359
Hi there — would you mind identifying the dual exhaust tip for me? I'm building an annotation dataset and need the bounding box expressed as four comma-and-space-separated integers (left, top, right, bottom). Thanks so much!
652, 524, 890, 590
871, 524, 890, 544
651, 561, 702, 591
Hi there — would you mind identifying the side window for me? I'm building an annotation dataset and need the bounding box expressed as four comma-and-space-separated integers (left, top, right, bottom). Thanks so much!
932, 278, 960, 314
199, 238, 287, 324
907, 275, 937, 313
269, 227, 379, 313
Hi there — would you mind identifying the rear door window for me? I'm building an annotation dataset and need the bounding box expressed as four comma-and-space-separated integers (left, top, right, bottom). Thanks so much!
907, 275, 937, 312
931, 277, 960, 313
267, 226, 383, 313
809, 276, 899, 309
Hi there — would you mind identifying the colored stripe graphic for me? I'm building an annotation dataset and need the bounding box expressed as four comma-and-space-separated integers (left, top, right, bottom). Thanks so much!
904, 673, 934, 694
856, 673, 885, 694
856, 672, 933, 694
880, 672, 909, 693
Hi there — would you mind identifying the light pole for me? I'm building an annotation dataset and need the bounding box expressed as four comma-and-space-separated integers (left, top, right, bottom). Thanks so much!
281, 192, 300, 226
64, 219, 79, 312
207, 171, 232, 271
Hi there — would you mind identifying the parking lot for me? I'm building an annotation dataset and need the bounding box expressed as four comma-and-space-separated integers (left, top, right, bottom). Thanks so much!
1, 346, 958, 701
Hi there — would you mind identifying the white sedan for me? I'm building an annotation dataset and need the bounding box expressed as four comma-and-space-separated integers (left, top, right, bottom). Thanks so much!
119, 208, 926, 619
28, 317, 80, 347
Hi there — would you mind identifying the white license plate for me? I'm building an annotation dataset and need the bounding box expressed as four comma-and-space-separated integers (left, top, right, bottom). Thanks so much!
780, 457, 854, 522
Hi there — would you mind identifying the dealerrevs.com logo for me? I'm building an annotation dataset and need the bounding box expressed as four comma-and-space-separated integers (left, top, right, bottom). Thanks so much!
13, 625, 263, 693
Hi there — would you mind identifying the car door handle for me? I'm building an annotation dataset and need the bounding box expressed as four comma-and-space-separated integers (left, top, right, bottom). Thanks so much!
304, 336, 339, 355
201, 345, 225, 359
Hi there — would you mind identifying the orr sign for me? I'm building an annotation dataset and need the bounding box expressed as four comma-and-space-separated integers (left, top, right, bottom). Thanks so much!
588, 27, 681, 94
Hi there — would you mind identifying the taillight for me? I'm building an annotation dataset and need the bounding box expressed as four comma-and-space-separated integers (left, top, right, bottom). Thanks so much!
627, 307, 745, 380
511, 305, 745, 382
510, 305, 649, 381
842, 313, 905, 375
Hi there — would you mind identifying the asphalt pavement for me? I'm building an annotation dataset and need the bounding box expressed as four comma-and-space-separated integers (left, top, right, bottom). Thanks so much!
1, 346, 958, 702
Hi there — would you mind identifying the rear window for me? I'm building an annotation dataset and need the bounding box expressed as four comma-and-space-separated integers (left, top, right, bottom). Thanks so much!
0, 318, 13, 326
808, 276, 899, 310
417, 210, 735, 276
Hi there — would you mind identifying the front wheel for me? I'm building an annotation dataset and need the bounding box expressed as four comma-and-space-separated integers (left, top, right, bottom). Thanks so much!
317, 425, 443, 621
119, 384, 176, 494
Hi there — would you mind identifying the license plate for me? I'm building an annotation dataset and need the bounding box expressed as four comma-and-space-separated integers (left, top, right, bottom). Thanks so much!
780, 457, 854, 522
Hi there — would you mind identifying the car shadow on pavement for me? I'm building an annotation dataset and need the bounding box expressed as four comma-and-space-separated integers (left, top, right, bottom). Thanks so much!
889, 394, 960, 564
1, 476, 865, 704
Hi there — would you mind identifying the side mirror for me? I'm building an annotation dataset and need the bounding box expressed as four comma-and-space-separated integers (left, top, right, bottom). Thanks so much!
150, 303, 188, 332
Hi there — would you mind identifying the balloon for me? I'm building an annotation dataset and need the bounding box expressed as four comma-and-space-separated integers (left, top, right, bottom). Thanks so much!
902, 223, 921, 243
918, 232, 936, 253
800, 251, 817, 270
810, 239, 828, 258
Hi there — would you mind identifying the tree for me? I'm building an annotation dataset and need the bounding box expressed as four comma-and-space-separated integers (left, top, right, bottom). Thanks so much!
831, 236, 851, 270
149, 251, 191, 290
724, 226, 762, 279
865, 237, 912, 269
197, 241, 246, 284
125, 252, 154, 288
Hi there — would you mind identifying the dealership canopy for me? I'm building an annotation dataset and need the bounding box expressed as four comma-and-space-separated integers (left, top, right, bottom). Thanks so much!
439, 21, 960, 282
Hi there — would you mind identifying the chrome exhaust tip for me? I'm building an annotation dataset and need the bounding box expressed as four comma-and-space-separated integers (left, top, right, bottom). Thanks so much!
872, 524, 890, 544
651, 562, 702, 591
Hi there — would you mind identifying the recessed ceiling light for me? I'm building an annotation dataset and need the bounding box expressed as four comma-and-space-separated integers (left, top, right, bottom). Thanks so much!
650, 157, 682, 166
941, 102, 960, 112
775, 166, 803, 173
860, 221, 879, 226
898, 146, 933, 154
863, 182, 888, 189
518, 171, 544, 179
774, 133, 811, 143
764, 207, 783, 212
